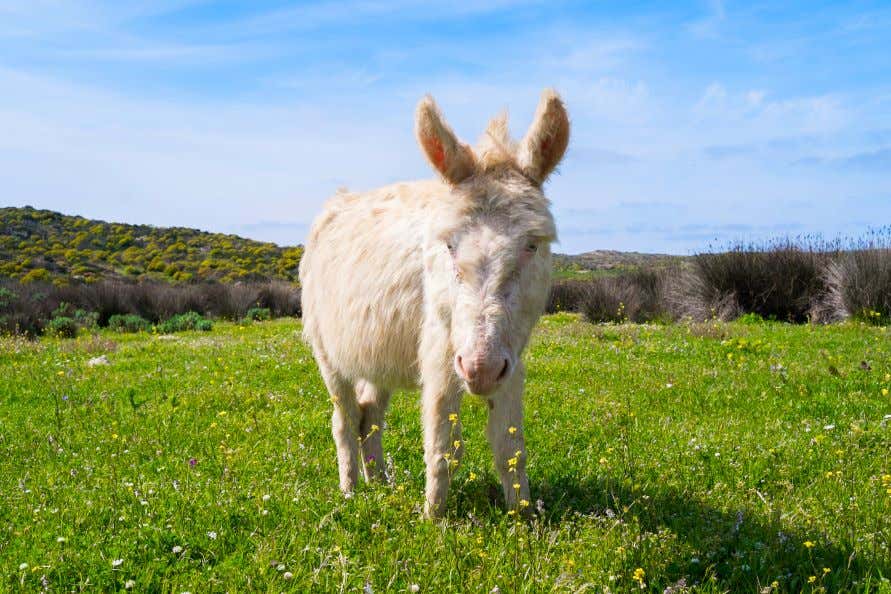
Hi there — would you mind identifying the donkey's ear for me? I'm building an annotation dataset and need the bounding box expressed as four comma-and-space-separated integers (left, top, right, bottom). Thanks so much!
517, 89, 570, 185
415, 95, 477, 185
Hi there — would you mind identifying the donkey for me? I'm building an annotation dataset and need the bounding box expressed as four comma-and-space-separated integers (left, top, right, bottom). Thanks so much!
299, 89, 569, 517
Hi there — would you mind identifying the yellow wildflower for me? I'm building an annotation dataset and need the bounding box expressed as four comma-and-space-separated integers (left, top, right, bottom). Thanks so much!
632, 567, 645, 584
804, 540, 815, 549
508, 426, 517, 435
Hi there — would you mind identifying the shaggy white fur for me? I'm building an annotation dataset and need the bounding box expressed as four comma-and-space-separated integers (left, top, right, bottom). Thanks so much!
299, 89, 570, 517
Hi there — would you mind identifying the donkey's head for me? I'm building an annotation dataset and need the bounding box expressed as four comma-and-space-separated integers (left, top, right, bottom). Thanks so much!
416, 89, 569, 396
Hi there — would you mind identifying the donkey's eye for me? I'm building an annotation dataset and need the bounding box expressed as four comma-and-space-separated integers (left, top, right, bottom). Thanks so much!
525, 242, 538, 253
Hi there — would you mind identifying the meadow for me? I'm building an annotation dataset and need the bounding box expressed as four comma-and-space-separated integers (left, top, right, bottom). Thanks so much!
1, 315, 890, 592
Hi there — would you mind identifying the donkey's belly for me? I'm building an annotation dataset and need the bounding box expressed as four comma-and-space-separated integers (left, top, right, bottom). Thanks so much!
328, 294, 423, 390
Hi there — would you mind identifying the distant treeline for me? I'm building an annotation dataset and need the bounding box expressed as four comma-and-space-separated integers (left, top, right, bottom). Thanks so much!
547, 236, 891, 325
0, 279, 301, 337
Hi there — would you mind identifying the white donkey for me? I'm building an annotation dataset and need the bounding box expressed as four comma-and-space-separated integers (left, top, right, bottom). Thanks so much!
299, 89, 569, 517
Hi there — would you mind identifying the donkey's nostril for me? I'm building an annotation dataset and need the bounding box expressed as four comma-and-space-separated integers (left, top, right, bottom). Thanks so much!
497, 359, 509, 381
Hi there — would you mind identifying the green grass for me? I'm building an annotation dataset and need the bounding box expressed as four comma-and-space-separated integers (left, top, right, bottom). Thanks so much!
1, 316, 890, 592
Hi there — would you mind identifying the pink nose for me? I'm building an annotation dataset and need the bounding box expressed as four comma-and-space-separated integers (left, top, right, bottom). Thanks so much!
455, 353, 510, 395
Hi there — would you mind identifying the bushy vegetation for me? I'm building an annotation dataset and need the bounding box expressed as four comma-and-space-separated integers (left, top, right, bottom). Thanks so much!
0, 206, 303, 284
244, 306, 272, 322
548, 232, 891, 326
0, 279, 300, 337
2, 317, 889, 591
107, 314, 153, 333
157, 311, 213, 333
680, 240, 829, 323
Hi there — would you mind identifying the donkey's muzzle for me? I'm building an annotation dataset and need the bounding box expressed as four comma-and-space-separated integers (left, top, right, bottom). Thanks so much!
455, 352, 511, 395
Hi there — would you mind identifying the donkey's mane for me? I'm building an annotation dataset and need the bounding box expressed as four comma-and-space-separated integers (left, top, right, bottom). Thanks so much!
474, 113, 521, 174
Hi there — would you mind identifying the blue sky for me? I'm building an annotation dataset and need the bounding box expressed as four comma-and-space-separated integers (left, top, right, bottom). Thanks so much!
1, 1, 889, 254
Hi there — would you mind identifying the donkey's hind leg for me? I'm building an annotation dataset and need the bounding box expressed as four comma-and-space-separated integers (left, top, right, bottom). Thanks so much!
356, 380, 392, 482
316, 359, 362, 494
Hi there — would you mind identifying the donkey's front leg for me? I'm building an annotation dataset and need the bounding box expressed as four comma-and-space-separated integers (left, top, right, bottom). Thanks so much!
421, 375, 463, 518
486, 363, 531, 514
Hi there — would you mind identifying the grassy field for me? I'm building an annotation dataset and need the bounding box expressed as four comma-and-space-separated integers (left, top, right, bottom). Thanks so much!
1, 316, 890, 592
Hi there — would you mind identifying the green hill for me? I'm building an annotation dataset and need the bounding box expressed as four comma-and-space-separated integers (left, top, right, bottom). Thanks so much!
1, 205, 682, 286
0, 206, 304, 284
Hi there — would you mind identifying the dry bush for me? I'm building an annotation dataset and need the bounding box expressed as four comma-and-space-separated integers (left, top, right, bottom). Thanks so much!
812, 247, 891, 324
674, 240, 831, 322
0, 279, 302, 336
546, 280, 591, 313
579, 269, 670, 323
547, 270, 671, 323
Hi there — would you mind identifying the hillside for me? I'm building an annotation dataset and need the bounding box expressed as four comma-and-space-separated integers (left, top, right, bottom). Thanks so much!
553, 249, 689, 279
1, 206, 683, 285
0, 206, 304, 283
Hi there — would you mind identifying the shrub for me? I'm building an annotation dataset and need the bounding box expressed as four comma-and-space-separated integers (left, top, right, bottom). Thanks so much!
74, 309, 99, 330
107, 313, 152, 333
578, 269, 670, 324
46, 316, 78, 338
245, 306, 271, 322
158, 311, 213, 333
255, 281, 301, 317
546, 280, 591, 313
676, 240, 831, 322
815, 248, 891, 325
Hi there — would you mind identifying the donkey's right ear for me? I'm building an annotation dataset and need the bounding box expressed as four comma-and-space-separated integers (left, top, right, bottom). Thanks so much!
415, 95, 477, 185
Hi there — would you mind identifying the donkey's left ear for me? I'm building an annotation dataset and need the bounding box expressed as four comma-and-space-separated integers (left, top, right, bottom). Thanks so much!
517, 89, 570, 185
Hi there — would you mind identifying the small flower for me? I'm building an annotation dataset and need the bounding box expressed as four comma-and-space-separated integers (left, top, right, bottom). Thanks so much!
804, 540, 815, 549
207, 531, 217, 540
519, 499, 529, 508
882, 388, 889, 396
453, 440, 461, 449
112, 559, 124, 568
283, 571, 294, 580
512, 482, 520, 490
410, 585, 420, 593
632, 567, 646, 584
468, 471, 477, 481
172, 545, 183, 554
262, 494, 271, 502
125, 579, 136, 589
370, 424, 379, 433
448, 413, 458, 423
188, 458, 197, 468
823, 567, 831, 574
508, 426, 517, 435
56, 536, 66, 543
18, 563, 28, 571
808, 576, 816, 584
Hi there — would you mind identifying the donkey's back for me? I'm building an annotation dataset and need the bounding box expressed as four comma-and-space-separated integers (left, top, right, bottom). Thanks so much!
299, 179, 447, 390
